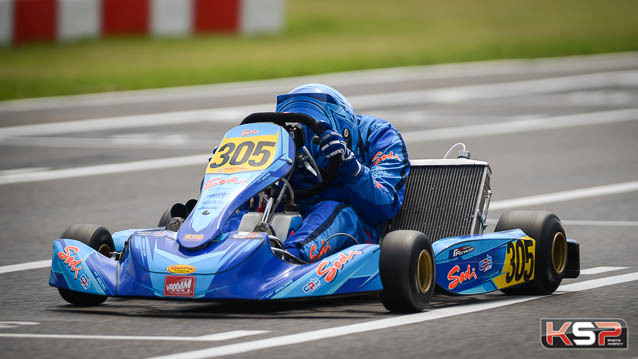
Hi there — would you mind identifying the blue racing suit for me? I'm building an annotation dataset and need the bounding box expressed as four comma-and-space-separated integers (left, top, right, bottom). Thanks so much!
283, 114, 410, 262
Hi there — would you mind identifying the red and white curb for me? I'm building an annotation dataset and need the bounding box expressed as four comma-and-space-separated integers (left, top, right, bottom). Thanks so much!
0, 0, 284, 45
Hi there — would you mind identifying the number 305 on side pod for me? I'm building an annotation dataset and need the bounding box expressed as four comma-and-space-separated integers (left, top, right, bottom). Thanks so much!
207, 135, 278, 174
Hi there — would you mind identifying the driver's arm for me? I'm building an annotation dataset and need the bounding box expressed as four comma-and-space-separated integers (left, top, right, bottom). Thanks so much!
343, 118, 410, 223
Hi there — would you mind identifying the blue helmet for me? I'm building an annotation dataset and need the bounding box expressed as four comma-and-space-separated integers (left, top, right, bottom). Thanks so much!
276, 84, 359, 152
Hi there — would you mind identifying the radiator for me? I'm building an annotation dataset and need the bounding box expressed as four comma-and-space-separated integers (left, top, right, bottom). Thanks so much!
390, 159, 492, 242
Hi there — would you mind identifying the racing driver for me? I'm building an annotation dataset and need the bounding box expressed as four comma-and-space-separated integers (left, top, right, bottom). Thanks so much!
275, 84, 410, 262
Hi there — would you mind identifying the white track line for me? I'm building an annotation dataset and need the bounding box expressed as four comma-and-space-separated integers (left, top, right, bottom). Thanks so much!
1, 52, 635, 112
0, 154, 206, 186
2, 107, 637, 150
2, 180, 637, 274
148, 272, 638, 359
2, 108, 637, 185
580, 266, 628, 275
350, 70, 638, 109
0, 167, 49, 176
560, 220, 638, 227
401, 108, 638, 143
0, 260, 50, 274
1, 71, 637, 138
490, 181, 638, 210
557, 272, 638, 292
0, 105, 268, 137
486, 219, 638, 227
0, 135, 215, 149
0, 321, 39, 329
0, 330, 267, 342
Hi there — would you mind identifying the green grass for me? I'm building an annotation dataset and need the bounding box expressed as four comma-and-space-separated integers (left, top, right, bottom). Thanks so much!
1, 0, 637, 100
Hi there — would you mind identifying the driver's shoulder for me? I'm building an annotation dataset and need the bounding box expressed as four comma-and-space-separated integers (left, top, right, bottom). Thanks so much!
357, 114, 404, 145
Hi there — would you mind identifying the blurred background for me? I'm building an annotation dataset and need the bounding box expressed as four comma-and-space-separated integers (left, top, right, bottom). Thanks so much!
0, 0, 637, 100
1, 2, 638, 358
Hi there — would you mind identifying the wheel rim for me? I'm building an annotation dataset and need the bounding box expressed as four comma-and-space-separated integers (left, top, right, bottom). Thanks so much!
551, 232, 567, 274
416, 250, 433, 293
97, 243, 112, 257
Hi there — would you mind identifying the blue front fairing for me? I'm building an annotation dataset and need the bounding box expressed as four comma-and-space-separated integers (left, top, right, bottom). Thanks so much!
177, 123, 295, 249
49, 232, 382, 300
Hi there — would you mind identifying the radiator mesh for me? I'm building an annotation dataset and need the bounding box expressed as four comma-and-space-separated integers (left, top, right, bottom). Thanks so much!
391, 165, 486, 242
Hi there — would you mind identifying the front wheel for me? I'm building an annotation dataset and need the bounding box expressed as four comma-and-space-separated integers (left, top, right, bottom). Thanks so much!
57, 224, 114, 306
496, 211, 567, 295
379, 230, 435, 313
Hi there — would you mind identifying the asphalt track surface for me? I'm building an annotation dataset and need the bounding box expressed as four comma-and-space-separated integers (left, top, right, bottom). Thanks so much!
1, 52, 637, 358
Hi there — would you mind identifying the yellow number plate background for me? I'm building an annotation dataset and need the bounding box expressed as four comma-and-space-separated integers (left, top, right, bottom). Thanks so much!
206, 134, 278, 174
493, 237, 535, 289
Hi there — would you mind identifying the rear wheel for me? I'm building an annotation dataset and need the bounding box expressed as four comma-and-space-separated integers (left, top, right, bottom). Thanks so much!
379, 230, 435, 313
57, 224, 114, 306
495, 211, 567, 295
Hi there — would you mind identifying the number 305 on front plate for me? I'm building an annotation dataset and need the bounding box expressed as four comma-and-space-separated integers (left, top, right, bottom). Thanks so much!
207, 134, 278, 174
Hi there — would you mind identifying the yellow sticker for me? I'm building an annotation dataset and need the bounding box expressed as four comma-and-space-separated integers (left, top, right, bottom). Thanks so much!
493, 237, 535, 289
184, 234, 204, 241
207, 134, 278, 174
166, 264, 197, 274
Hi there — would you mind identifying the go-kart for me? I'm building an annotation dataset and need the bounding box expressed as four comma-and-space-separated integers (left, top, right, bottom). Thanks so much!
49, 112, 580, 312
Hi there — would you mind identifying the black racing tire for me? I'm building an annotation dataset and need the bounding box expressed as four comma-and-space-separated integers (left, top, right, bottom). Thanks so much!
495, 211, 567, 295
61, 224, 114, 258
57, 224, 114, 306
158, 207, 172, 227
158, 202, 188, 228
58, 286, 109, 307
379, 230, 435, 313
184, 199, 198, 216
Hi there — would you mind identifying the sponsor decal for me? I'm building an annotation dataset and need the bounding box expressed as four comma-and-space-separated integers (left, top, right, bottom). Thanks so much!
152, 231, 165, 237
184, 234, 204, 241
541, 318, 628, 349
207, 192, 228, 198
374, 181, 384, 189
370, 168, 390, 178
218, 166, 250, 173
79, 274, 90, 290
303, 278, 321, 293
92, 272, 108, 292
272, 279, 293, 296
479, 254, 493, 272
234, 232, 262, 239
309, 239, 332, 261
57, 245, 82, 279
316, 250, 364, 283
242, 129, 259, 136
447, 264, 477, 290
200, 199, 224, 206
372, 151, 400, 166
450, 245, 474, 258
166, 264, 196, 274
202, 176, 246, 191
164, 275, 195, 297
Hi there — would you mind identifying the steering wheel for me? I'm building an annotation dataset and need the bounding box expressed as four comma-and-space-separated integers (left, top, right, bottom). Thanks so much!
241, 112, 341, 199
